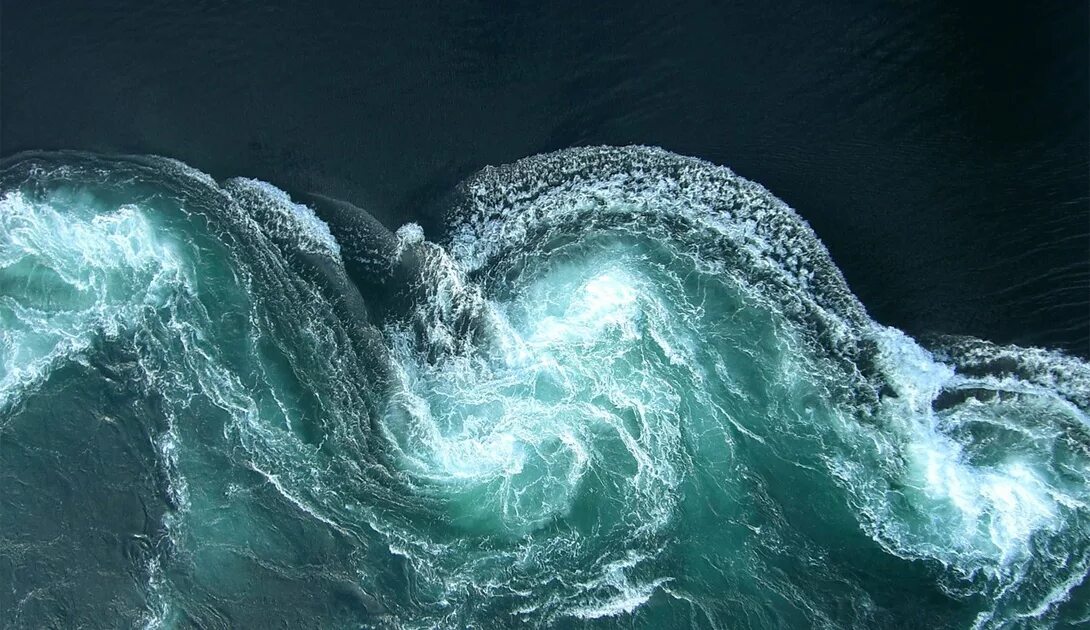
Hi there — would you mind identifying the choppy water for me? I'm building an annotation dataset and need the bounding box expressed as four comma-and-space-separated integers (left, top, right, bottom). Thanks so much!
2, 147, 1088, 628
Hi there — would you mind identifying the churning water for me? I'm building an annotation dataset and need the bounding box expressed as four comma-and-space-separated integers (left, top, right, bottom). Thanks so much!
2, 147, 1088, 628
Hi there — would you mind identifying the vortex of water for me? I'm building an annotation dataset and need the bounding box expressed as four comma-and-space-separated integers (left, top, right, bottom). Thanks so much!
1, 147, 1087, 628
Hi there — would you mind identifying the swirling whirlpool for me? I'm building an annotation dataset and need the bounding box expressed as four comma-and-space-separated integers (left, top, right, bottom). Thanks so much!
1, 147, 1088, 629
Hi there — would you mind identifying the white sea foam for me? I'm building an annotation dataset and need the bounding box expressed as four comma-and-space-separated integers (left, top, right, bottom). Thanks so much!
0, 191, 191, 411
228, 177, 342, 259
4, 148, 1088, 628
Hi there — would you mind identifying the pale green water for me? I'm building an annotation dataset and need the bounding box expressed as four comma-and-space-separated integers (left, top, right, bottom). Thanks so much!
1, 147, 1088, 628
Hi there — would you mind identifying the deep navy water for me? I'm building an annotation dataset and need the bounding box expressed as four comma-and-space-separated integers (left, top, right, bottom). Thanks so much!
3, 1, 1087, 356
1, 2, 1088, 628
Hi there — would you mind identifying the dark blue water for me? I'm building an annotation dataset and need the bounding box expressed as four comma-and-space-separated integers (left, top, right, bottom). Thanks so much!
3, 1, 1086, 355
1, 3, 1088, 629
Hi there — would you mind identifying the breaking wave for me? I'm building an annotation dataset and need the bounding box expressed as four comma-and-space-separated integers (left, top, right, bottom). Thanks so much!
1, 147, 1087, 628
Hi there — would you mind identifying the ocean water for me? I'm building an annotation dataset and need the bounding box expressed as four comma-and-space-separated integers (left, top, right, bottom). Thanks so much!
1, 147, 1087, 628
2, 2, 1088, 629
3, 2, 1087, 356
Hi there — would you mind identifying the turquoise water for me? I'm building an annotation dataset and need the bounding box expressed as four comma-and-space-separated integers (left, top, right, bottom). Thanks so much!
1, 147, 1088, 628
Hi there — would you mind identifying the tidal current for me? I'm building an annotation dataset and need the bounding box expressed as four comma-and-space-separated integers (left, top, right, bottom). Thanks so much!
1, 147, 1088, 629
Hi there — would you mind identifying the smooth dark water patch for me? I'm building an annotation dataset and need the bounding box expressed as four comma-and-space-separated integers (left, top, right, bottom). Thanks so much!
1, 1, 1087, 355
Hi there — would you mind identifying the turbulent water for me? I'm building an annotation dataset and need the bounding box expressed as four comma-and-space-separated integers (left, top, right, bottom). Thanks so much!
1, 147, 1088, 629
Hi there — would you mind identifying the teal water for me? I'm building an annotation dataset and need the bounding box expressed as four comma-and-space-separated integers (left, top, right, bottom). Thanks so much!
1, 147, 1088, 628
